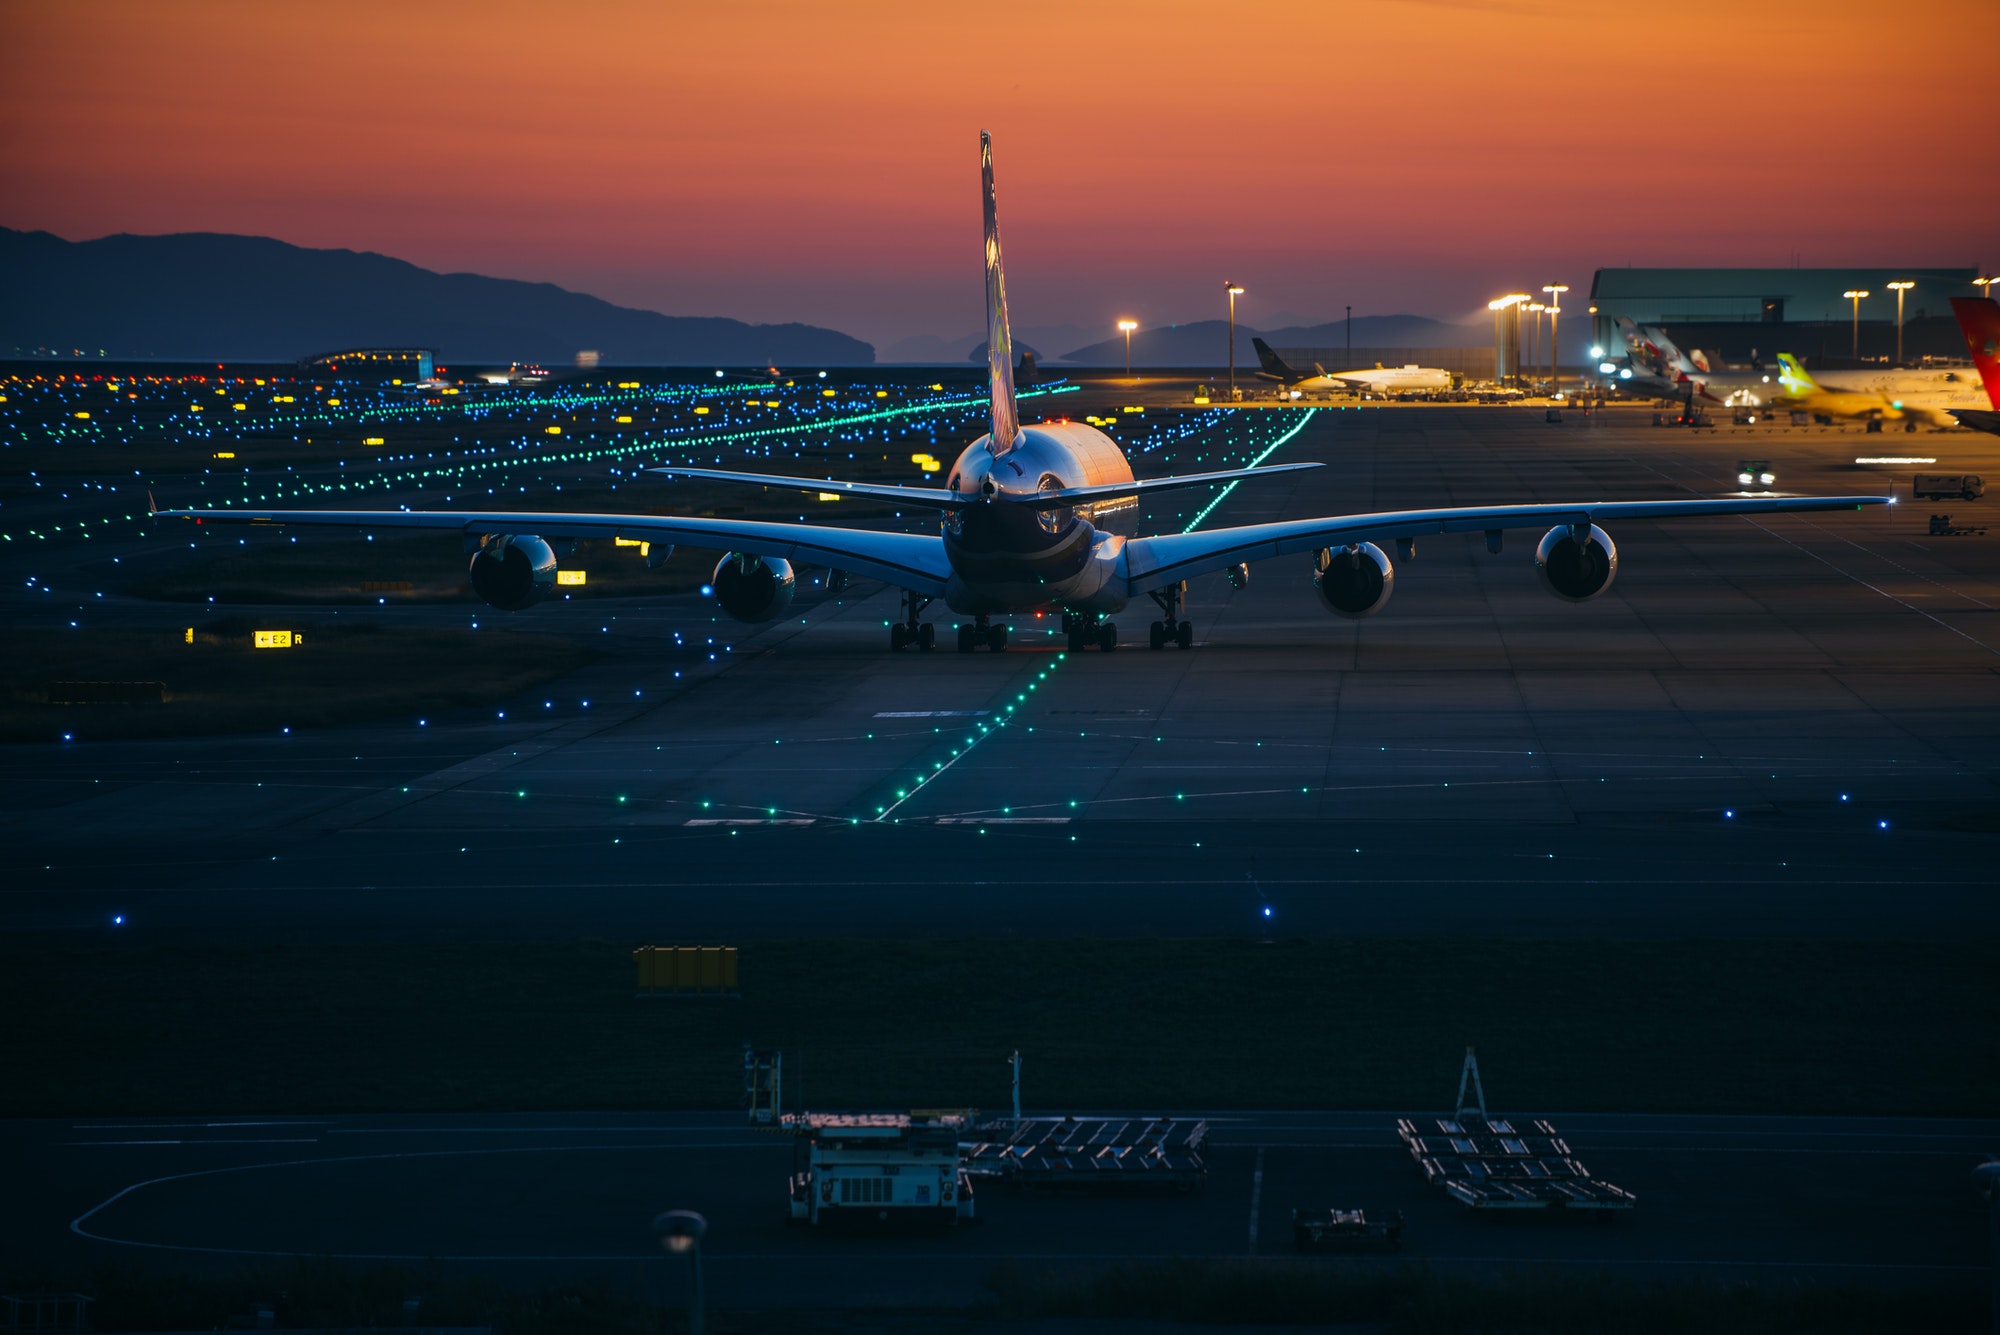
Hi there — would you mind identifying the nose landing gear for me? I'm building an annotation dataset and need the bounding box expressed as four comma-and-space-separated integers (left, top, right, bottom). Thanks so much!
1062, 611, 1119, 652
1146, 581, 1193, 650
957, 615, 1008, 652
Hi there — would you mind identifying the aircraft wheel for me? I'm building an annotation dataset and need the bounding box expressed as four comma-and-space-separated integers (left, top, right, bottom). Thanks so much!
958, 625, 977, 654
988, 625, 1008, 652
1149, 621, 1167, 650
1098, 622, 1118, 652
917, 623, 936, 651
890, 623, 909, 651
1176, 621, 1194, 649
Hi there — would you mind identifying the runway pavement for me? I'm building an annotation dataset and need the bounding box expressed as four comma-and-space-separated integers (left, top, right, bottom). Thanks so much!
4, 405, 1997, 944
9, 1108, 1992, 1306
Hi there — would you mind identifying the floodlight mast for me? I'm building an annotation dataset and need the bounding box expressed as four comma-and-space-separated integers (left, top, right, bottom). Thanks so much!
1543, 284, 1568, 395
1886, 281, 1914, 365
1225, 283, 1245, 400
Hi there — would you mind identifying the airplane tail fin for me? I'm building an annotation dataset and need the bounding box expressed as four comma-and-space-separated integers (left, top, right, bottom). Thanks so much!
1250, 337, 1295, 381
980, 131, 1019, 455
1950, 296, 2000, 410
1777, 352, 1821, 392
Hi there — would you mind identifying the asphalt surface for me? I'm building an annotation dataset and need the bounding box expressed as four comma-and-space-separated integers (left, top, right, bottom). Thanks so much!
10, 1108, 1995, 1304
5, 403, 1997, 944
7, 400, 1997, 1306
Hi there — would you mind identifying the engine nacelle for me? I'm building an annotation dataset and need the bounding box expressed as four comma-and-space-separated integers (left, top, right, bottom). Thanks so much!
1314, 542, 1394, 619
1535, 524, 1618, 601
468, 534, 558, 610
711, 553, 796, 623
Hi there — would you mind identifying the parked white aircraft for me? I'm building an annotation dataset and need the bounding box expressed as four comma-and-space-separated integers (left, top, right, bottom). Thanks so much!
1251, 339, 1453, 396
155, 134, 1891, 653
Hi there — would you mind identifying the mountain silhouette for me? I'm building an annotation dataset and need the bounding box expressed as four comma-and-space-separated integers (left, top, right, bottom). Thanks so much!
0, 228, 874, 365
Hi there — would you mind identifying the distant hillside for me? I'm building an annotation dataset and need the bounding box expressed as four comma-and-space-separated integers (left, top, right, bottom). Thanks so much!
0, 228, 874, 365
1060, 314, 1481, 367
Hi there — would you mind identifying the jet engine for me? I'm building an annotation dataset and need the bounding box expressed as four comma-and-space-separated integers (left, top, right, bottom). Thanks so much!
1313, 542, 1394, 619
711, 552, 796, 623
1534, 523, 1618, 601
468, 534, 558, 610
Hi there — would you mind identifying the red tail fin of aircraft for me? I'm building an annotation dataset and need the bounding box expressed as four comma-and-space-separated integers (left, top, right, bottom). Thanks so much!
1950, 297, 2000, 410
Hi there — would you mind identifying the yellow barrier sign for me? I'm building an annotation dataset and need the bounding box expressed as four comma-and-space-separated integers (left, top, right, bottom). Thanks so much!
556, 570, 587, 586
252, 631, 300, 649
634, 945, 739, 997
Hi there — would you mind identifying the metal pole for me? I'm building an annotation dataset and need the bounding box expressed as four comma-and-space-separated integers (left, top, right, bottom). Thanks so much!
1226, 283, 1238, 400
690, 1242, 704, 1335
1549, 303, 1559, 395
1345, 304, 1351, 366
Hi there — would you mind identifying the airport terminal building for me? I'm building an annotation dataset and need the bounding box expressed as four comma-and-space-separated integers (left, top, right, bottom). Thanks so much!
1588, 267, 1985, 367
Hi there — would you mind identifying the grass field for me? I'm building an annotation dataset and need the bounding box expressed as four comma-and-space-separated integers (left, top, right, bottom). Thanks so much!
5, 938, 1992, 1117
0, 619, 593, 741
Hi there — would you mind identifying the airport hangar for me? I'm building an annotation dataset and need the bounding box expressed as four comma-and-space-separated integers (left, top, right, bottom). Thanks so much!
1587, 266, 1987, 367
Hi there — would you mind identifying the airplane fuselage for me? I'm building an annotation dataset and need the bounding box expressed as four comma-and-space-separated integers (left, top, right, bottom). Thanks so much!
941, 421, 1137, 615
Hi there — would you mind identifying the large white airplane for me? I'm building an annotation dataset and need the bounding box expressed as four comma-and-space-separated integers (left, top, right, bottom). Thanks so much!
156, 134, 1890, 654
1251, 339, 1454, 396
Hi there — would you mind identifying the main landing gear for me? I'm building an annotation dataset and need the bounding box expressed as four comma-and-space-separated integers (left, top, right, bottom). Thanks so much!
889, 591, 936, 651
958, 615, 1008, 653
1062, 611, 1119, 653
1146, 581, 1194, 651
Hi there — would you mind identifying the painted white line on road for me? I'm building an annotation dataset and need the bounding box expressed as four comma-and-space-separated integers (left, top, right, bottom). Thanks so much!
64, 1139, 320, 1147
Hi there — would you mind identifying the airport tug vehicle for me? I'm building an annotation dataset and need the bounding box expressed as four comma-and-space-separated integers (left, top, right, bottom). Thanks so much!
782, 1112, 977, 1227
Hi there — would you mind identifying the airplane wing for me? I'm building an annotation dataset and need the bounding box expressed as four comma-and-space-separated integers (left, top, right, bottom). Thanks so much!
151, 505, 955, 594
650, 462, 1322, 510
1121, 495, 1891, 594
649, 466, 966, 508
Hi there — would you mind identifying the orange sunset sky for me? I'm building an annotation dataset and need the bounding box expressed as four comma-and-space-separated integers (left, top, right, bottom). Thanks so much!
4, 0, 1996, 352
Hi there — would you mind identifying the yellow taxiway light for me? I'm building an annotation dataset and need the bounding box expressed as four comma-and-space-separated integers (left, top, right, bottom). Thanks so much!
252, 630, 300, 649
1122, 406, 1143, 413
184, 627, 194, 643
556, 570, 587, 586
213, 451, 235, 459
73, 410, 91, 419
764, 400, 781, 408
363, 436, 385, 445
326, 398, 341, 406
822, 388, 837, 397
929, 383, 944, 391
615, 415, 633, 423
189, 404, 203, 412
876, 390, 890, 398
693, 406, 710, 415
817, 492, 842, 502
545, 426, 562, 435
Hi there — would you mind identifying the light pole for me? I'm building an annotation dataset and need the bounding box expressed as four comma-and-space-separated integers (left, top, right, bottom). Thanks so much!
1843, 290, 1869, 361
1542, 284, 1568, 396
1975, 1160, 1999, 1335
654, 1210, 707, 1335
1345, 304, 1352, 367
1886, 280, 1914, 365
1117, 320, 1138, 379
1225, 283, 1244, 400
1526, 303, 1545, 390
